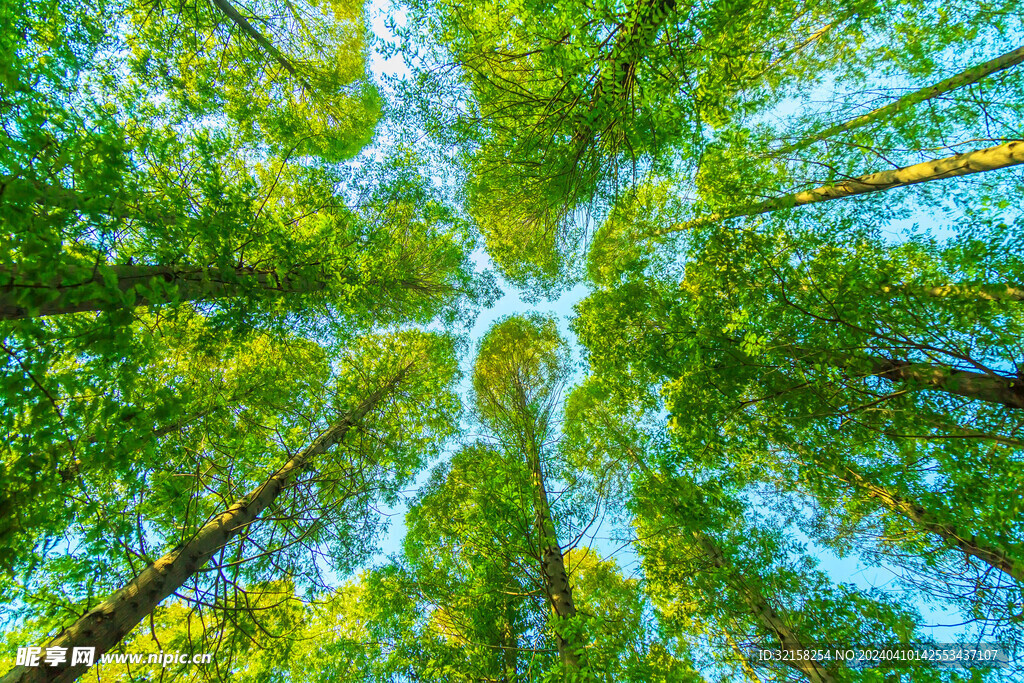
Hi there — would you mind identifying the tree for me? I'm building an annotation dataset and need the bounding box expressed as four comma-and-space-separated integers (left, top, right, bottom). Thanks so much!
575, 219, 1024, 648
2, 157, 481, 323
2, 0, 489, 588
635, 472, 958, 682
772, 43, 1024, 156
379, 443, 561, 681
472, 314, 586, 672
793, 445, 1023, 583
0, 154, 490, 584
388, 438, 700, 682
397, 0, 1022, 291
0, 330, 462, 683
3, 0, 386, 316
663, 140, 1024, 235
581, 212, 1024, 414
0, 312, 333, 575
115, 0, 379, 160
398, 0, 886, 290
8, 0, 1024, 679
564, 373, 958, 680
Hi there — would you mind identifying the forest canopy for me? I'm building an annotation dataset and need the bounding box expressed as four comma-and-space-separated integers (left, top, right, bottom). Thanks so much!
1, 0, 1023, 681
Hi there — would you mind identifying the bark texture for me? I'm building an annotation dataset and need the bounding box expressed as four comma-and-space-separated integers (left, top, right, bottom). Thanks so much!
0, 371, 405, 683
528, 447, 580, 669
859, 355, 1024, 410
771, 345, 1024, 410
495, 345, 583, 670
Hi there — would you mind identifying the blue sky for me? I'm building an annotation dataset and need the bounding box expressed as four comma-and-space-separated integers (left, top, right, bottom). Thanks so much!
363, 0, 614, 565
359, 0, 1004, 650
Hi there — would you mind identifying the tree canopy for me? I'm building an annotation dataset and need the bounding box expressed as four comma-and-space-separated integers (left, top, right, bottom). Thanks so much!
2, 0, 1023, 681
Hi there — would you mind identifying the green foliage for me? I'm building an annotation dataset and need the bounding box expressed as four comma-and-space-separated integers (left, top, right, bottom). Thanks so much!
472, 313, 570, 438
4, 0, 1024, 680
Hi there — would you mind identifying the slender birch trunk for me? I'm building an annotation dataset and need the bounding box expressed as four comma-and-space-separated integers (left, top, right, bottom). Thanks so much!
665, 140, 1024, 234
0, 370, 406, 683
776, 45, 1024, 156
0, 263, 329, 320
834, 466, 1022, 582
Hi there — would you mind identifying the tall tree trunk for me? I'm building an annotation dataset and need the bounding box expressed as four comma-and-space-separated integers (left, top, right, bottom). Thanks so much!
665, 140, 1024, 234
525, 442, 581, 670
209, 0, 306, 84
600, 420, 833, 680
833, 465, 1023, 582
0, 263, 329, 320
879, 282, 1024, 301
853, 355, 1024, 410
776, 45, 1024, 156
694, 533, 837, 683
0, 368, 407, 683
771, 346, 1024, 410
